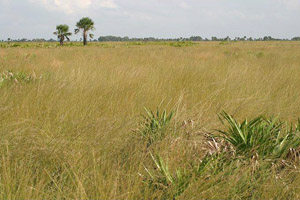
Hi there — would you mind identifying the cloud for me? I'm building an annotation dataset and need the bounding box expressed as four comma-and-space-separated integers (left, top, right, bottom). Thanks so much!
0, 0, 10, 6
179, 1, 190, 9
277, 0, 300, 10
30, 0, 117, 14
99, 0, 117, 9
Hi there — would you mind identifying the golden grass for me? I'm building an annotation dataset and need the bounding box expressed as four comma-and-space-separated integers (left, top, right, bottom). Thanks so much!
0, 41, 300, 199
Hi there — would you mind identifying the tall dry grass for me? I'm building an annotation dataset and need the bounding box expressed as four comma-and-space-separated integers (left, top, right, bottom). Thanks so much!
0, 41, 300, 199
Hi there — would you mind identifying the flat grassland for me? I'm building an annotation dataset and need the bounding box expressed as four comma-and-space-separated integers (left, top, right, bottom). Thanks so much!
0, 41, 300, 199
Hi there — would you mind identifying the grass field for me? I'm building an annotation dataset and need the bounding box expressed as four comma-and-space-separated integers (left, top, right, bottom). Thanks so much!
1, 41, 300, 199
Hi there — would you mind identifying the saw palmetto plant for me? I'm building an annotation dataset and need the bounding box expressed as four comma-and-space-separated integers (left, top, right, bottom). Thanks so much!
217, 111, 300, 160
139, 107, 174, 146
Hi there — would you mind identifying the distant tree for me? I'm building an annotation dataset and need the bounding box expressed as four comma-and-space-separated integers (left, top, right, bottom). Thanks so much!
75, 17, 95, 45
20, 38, 28, 42
53, 24, 72, 46
190, 36, 203, 41
263, 36, 274, 41
48, 38, 56, 42
32, 38, 47, 42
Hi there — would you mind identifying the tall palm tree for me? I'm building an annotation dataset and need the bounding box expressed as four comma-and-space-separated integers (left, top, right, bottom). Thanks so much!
53, 25, 72, 46
75, 17, 95, 46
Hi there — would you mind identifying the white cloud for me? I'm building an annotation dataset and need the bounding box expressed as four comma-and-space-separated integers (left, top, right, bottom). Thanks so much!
0, 0, 10, 5
278, 0, 300, 10
99, 0, 117, 9
30, 0, 117, 14
179, 1, 190, 9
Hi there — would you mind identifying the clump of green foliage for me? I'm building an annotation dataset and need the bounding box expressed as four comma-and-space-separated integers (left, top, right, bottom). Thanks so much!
140, 153, 192, 199
138, 108, 174, 146
217, 111, 300, 161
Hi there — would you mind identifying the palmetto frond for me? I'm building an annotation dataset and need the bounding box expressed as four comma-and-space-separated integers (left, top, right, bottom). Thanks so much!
217, 111, 300, 160
75, 17, 95, 31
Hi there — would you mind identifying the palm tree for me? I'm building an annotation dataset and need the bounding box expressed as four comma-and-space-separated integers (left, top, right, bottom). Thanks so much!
75, 17, 95, 46
53, 25, 72, 46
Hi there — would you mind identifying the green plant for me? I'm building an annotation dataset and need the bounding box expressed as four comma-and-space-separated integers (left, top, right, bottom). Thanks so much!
140, 153, 191, 199
53, 25, 72, 46
139, 108, 174, 145
217, 111, 300, 160
75, 17, 95, 46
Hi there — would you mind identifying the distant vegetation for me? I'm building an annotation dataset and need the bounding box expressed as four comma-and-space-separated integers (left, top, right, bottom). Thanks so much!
2, 34, 300, 43
0, 41, 197, 48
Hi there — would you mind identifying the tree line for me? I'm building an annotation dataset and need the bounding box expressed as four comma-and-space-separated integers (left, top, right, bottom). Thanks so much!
98, 36, 300, 42
5, 36, 300, 44
2, 16, 300, 44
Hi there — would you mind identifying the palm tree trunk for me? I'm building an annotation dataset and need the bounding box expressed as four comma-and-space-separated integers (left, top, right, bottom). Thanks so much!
59, 35, 64, 46
83, 31, 87, 46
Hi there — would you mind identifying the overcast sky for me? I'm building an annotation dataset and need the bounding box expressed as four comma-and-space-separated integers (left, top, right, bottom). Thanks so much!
0, 0, 300, 40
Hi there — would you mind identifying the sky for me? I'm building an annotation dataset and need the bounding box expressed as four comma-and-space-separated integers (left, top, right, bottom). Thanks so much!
0, 0, 300, 40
